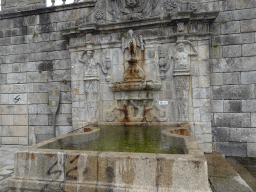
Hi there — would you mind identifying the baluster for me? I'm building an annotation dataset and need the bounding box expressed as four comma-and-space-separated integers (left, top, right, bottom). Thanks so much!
51, 0, 55, 6
62, 0, 66, 5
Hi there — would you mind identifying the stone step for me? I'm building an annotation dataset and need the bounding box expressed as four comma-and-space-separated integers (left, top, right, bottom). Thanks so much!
226, 157, 256, 192
205, 152, 253, 192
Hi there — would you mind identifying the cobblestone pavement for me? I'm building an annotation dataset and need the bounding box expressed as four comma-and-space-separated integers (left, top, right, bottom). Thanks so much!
0, 147, 23, 191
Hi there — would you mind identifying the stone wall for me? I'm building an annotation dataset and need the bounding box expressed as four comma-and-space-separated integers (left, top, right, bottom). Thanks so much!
0, 4, 90, 145
1, 0, 46, 10
0, 0, 255, 157
210, 0, 256, 157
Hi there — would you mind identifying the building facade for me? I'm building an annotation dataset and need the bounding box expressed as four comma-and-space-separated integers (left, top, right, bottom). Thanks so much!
0, 0, 256, 157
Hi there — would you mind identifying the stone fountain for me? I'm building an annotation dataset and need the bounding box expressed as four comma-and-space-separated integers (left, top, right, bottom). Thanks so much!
10, 0, 218, 191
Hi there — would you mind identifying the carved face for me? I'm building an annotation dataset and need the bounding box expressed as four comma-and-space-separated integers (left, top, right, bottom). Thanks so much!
126, 0, 138, 7
176, 43, 185, 52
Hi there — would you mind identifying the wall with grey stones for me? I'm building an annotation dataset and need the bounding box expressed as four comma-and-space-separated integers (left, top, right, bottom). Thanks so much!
0, 0, 255, 157
0, 4, 88, 145
209, 0, 256, 157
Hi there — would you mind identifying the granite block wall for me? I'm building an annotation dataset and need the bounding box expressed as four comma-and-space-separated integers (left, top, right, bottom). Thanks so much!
209, 0, 256, 157
0, 4, 89, 145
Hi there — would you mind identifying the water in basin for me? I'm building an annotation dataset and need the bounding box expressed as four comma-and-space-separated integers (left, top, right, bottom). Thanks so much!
40, 125, 186, 154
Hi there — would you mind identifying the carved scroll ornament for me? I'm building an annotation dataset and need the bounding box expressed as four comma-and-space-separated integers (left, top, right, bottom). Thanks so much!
104, 100, 167, 122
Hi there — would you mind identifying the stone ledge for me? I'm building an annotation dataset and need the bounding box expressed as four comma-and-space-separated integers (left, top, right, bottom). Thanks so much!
205, 152, 253, 192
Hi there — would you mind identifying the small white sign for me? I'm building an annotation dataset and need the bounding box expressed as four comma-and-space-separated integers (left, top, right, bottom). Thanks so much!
159, 101, 168, 105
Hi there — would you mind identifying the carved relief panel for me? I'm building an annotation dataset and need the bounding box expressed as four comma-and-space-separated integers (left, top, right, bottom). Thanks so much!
173, 40, 198, 74
103, 99, 168, 123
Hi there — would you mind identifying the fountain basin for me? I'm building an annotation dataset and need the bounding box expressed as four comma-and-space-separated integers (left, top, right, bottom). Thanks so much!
10, 126, 211, 192
110, 80, 162, 91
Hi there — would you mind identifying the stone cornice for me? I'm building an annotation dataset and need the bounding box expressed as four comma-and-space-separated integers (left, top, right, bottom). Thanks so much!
63, 11, 218, 38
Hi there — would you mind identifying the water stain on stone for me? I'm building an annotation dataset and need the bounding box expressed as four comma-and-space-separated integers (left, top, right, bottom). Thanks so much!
120, 159, 135, 185
26, 153, 35, 160
106, 166, 115, 183
156, 159, 173, 188
44, 154, 55, 158
190, 160, 201, 169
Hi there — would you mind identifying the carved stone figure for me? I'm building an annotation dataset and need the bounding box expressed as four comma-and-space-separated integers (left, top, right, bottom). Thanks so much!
175, 77, 189, 121
122, 29, 144, 54
173, 40, 198, 72
177, 22, 185, 33
98, 52, 112, 82
158, 46, 170, 80
79, 50, 98, 76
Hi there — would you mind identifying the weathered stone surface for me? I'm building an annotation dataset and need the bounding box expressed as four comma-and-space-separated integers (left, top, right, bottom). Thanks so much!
241, 71, 256, 84
212, 100, 223, 112
2, 137, 19, 145
2, 126, 28, 137
222, 45, 241, 58
216, 142, 247, 157
241, 19, 256, 32
212, 127, 230, 142
242, 43, 256, 57
212, 85, 254, 100
214, 113, 250, 128
7, 73, 26, 84
34, 126, 53, 135
242, 100, 256, 112
247, 143, 256, 157
210, 73, 223, 86
224, 100, 242, 113
1, 105, 27, 114
230, 128, 256, 142
251, 113, 256, 127
223, 72, 241, 85
221, 21, 240, 34
13, 115, 28, 126
27, 71, 48, 83
28, 93, 48, 104
29, 115, 48, 126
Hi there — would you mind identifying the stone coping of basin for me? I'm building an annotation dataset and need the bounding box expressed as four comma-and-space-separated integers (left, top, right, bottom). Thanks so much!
10, 126, 211, 192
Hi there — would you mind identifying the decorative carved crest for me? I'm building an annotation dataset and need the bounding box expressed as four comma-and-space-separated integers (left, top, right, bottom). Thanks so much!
165, 0, 181, 12
107, 0, 160, 21
164, 0, 198, 15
